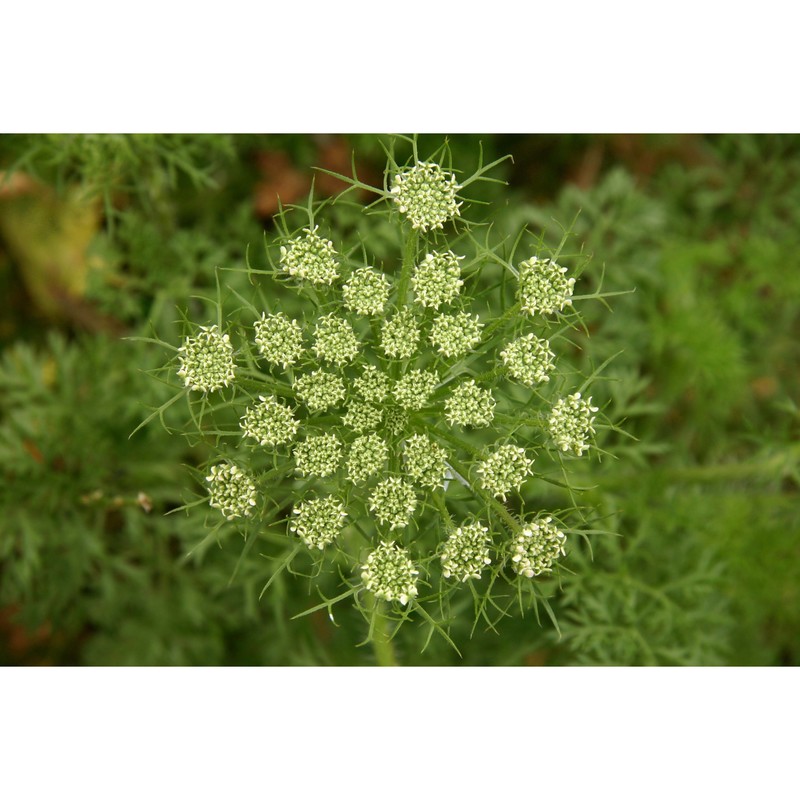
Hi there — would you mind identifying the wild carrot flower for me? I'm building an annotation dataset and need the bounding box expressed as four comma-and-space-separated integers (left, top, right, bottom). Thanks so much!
441, 521, 492, 581
206, 463, 257, 520
361, 541, 419, 604
290, 495, 348, 550
510, 517, 566, 577
280, 227, 339, 285
518, 257, 575, 316
391, 162, 462, 232
549, 392, 599, 456
177, 325, 236, 393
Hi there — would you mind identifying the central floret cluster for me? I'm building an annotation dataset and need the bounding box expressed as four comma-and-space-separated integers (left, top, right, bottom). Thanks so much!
173, 154, 602, 621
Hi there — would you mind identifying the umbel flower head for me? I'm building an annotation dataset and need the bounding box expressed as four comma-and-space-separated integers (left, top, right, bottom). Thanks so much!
549, 392, 599, 456
280, 226, 339, 285
240, 395, 299, 447
518, 257, 576, 316
476, 444, 533, 500
403, 433, 449, 489
381, 307, 420, 360
347, 433, 389, 484
391, 162, 462, 232
294, 370, 346, 412
500, 333, 556, 386
412, 251, 464, 308
294, 433, 343, 477
254, 312, 304, 369
429, 312, 483, 359
354, 365, 390, 404
343, 268, 391, 316
290, 495, 347, 550
313, 314, 360, 365
369, 477, 417, 529
160, 140, 610, 643
393, 369, 439, 410
177, 325, 236, 393
441, 521, 492, 582
510, 517, 566, 577
361, 541, 419, 605
445, 380, 495, 427
342, 400, 382, 433
206, 463, 257, 520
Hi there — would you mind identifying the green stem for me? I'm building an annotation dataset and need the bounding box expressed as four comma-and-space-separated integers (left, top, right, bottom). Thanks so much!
482, 301, 522, 340
364, 592, 398, 666
396, 228, 419, 304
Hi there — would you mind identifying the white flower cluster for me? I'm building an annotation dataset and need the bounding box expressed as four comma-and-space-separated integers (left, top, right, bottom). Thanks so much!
441, 521, 492, 582
290, 495, 347, 550
381, 308, 420, 360
177, 325, 236, 393
548, 392, 599, 456
444, 380, 495, 427
313, 314, 360, 365
403, 433, 449, 489
500, 333, 556, 386
254, 312, 304, 369
294, 433, 343, 477
294, 370, 346, 412
206, 463, 257, 520
240, 395, 299, 447
369, 477, 417, 529
429, 312, 483, 359
354, 365, 390, 404
343, 268, 390, 316
518, 257, 575, 316
510, 517, 566, 577
392, 369, 439, 410
174, 153, 606, 625
347, 433, 389, 484
342, 401, 383, 433
412, 251, 464, 308
280, 227, 339, 285
361, 541, 419, 605
391, 162, 462, 232
476, 444, 533, 500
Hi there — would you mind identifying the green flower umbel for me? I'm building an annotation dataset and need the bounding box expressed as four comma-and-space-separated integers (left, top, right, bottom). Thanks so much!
294, 370, 346, 412
518, 257, 575, 316
476, 444, 533, 500
253, 312, 304, 369
294, 433, 344, 477
343, 267, 391, 316
280, 226, 339, 285
369, 477, 418, 529
444, 380, 495, 427
403, 433, 449, 489
412, 251, 464, 309
548, 392, 598, 456
510, 517, 566, 577
391, 161, 462, 232
500, 333, 556, 386
240, 395, 299, 447
290, 495, 347, 550
361, 541, 419, 605
441, 521, 492, 582
347, 433, 389, 484
206, 463, 257, 520
313, 314, 360, 365
177, 325, 236, 393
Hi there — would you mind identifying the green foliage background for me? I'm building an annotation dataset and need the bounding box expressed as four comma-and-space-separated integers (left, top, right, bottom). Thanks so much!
1, 133, 797, 666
